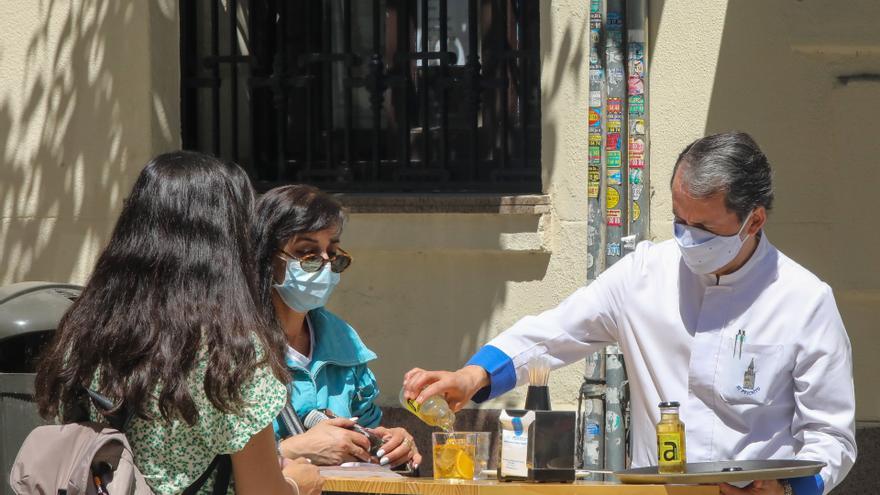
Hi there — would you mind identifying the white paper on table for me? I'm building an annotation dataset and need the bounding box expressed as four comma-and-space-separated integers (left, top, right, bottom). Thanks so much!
319, 463, 404, 478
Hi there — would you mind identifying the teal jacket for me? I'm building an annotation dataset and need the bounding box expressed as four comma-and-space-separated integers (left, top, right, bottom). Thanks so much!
273, 307, 381, 439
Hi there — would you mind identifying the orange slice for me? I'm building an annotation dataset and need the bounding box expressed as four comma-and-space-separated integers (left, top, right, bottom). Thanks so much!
453, 448, 475, 479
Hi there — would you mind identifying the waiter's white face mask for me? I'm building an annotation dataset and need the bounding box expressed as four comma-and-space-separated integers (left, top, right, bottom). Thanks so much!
673, 210, 753, 275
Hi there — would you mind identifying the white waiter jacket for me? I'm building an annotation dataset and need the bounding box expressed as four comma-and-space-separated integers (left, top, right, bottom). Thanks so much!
466, 234, 856, 494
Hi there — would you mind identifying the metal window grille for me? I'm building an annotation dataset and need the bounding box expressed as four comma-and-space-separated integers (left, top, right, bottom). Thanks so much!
180, 0, 541, 193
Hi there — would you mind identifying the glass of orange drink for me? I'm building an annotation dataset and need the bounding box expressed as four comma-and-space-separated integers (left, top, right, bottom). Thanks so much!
432, 432, 477, 481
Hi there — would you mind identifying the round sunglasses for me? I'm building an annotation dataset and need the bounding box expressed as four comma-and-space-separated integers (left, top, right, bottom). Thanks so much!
279, 248, 352, 273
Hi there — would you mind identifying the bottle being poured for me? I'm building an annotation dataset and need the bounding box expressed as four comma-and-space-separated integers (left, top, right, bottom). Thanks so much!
399, 388, 456, 432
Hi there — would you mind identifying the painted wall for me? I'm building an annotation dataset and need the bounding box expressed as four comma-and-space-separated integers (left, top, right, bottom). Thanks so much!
0, 1, 179, 285
1, 0, 878, 421
648, 0, 880, 421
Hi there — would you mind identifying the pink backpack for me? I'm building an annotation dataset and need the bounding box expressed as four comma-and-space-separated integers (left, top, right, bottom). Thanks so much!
9, 390, 230, 495
10, 421, 152, 494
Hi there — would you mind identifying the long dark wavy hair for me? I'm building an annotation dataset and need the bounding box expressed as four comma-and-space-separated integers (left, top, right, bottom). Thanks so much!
35, 151, 289, 425
251, 185, 345, 323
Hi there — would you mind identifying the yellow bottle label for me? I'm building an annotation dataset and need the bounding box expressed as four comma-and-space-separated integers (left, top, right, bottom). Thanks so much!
405, 398, 419, 412
657, 433, 683, 465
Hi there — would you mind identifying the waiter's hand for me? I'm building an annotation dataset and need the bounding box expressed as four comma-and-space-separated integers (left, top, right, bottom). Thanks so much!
279, 417, 372, 465
719, 480, 785, 495
402, 366, 490, 412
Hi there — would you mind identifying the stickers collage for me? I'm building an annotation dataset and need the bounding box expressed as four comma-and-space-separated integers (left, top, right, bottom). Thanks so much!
587, 0, 648, 266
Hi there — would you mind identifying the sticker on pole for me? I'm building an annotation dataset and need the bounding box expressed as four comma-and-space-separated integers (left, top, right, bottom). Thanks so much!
607, 209, 622, 227
607, 188, 620, 209
608, 169, 622, 186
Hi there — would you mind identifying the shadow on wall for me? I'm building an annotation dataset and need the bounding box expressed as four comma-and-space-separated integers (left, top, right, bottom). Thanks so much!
0, 0, 179, 285
538, 1, 583, 200
330, 247, 553, 410
647, 0, 665, 67
703, 0, 880, 288
704, 2, 880, 493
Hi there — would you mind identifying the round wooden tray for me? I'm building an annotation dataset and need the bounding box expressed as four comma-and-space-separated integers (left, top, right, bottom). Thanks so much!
615, 460, 825, 484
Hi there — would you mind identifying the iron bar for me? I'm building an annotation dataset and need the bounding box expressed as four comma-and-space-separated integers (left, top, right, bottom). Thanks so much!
343, 0, 353, 178
304, 0, 313, 171
179, 0, 196, 149
419, 0, 430, 169
275, 1, 288, 178
322, 0, 334, 173
498, 0, 509, 171
211, 0, 220, 155
229, 0, 239, 162
371, 0, 383, 178
438, 0, 449, 176
466, 0, 480, 179
517, 0, 528, 169
399, 0, 411, 171
269, 2, 288, 179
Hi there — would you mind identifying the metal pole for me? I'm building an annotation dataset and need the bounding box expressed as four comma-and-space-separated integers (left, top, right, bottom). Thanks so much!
583, 0, 641, 480
579, 352, 606, 480
604, 344, 627, 481
603, 0, 626, 267
626, 0, 649, 252
582, 0, 609, 481
587, 0, 606, 281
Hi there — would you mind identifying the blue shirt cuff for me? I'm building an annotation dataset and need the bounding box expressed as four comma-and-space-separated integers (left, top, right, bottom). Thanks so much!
787, 474, 824, 495
465, 345, 516, 403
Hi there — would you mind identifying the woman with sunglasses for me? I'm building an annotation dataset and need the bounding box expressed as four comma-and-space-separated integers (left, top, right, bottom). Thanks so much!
253, 185, 422, 470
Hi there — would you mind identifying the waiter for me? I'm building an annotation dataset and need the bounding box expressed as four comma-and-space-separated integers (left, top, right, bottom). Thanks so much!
403, 132, 856, 495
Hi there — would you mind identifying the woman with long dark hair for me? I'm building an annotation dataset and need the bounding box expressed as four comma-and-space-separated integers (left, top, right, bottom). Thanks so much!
253, 185, 421, 469
35, 151, 322, 495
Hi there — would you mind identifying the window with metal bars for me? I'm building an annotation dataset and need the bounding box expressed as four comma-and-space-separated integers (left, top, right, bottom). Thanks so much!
180, 0, 541, 193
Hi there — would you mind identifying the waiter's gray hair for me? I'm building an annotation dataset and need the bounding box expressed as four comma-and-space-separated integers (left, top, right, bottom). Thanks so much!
671, 132, 774, 221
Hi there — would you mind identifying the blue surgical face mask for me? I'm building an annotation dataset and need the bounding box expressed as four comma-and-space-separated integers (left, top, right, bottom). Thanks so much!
673, 211, 754, 275
273, 258, 341, 313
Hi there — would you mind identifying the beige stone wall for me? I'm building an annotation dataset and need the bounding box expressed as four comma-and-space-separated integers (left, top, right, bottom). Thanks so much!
0, 1, 179, 285
2, 1, 878, 421
647, 0, 880, 421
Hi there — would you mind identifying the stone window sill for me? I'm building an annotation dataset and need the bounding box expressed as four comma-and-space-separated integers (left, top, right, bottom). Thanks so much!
333, 193, 551, 215
335, 194, 553, 253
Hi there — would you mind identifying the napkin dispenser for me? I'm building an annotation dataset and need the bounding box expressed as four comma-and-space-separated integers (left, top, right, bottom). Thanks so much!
497, 409, 576, 482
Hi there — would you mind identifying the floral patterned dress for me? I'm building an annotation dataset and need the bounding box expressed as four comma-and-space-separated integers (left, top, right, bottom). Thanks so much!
96, 345, 287, 494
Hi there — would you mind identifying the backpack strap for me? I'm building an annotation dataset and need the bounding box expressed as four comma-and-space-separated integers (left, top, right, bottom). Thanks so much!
81, 387, 233, 494
181, 454, 231, 495
85, 388, 136, 432
279, 401, 305, 437
211, 455, 232, 495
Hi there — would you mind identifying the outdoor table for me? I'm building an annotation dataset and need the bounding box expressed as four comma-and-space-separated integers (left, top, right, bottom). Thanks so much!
323, 476, 720, 495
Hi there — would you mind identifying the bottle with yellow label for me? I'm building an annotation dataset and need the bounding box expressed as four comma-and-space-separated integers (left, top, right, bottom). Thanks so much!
656, 401, 687, 473
399, 388, 456, 431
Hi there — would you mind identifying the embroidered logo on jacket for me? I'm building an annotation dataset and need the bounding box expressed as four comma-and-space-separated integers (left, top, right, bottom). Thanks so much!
736, 358, 760, 395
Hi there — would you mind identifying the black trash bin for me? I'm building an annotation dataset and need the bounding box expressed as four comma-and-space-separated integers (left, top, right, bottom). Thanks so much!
0, 282, 81, 490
